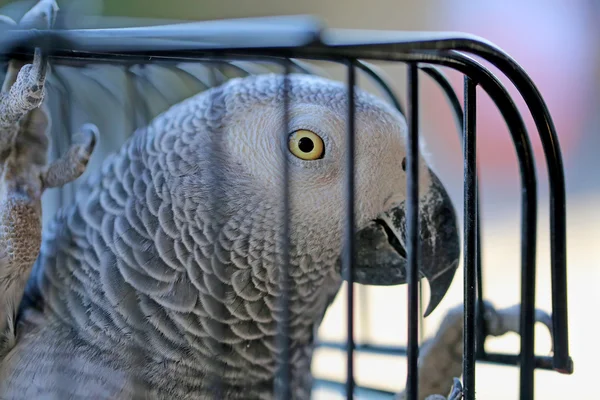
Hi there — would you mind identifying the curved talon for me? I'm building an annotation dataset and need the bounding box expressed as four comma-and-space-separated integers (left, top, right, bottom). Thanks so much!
77, 123, 99, 153
30, 48, 49, 87
447, 378, 463, 400
421, 378, 463, 400
18, 0, 58, 84
41, 124, 98, 189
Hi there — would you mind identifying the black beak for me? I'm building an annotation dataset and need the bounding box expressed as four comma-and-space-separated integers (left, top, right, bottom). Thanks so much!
346, 169, 460, 317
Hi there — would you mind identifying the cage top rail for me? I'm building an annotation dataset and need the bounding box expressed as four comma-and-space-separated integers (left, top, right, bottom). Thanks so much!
0, 15, 325, 53
0, 15, 521, 57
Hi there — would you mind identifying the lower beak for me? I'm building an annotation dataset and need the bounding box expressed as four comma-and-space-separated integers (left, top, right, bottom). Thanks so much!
347, 169, 460, 317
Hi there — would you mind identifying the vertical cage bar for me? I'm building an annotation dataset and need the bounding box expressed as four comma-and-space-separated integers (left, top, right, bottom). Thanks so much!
355, 60, 405, 116
520, 190, 537, 396
475, 199, 486, 356
420, 65, 488, 358
462, 76, 477, 400
343, 59, 357, 400
207, 65, 225, 399
275, 59, 292, 400
421, 65, 487, 356
419, 281, 424, 343
50, 71, 73, 209
550, 206, 570, 372
513, 71, 540, 400
405, 62, 420, 400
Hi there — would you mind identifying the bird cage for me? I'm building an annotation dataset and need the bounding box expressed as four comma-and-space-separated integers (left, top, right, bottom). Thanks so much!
0, 10, 574, 400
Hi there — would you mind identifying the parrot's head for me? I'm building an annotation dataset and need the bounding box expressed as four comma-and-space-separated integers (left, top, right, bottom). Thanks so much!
166, 73, 459, 318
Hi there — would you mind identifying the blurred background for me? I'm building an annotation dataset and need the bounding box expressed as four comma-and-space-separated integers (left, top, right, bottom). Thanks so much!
1, 0, 598, 398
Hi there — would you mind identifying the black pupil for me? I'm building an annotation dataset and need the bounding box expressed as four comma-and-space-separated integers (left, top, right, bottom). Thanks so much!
298, 137, 315, 153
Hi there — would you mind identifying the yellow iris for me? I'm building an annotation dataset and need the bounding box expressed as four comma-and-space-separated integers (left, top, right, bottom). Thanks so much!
288, 130, 325, 160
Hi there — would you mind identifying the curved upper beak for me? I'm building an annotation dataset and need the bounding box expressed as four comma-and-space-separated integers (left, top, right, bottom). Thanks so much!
346, 169, 460, 317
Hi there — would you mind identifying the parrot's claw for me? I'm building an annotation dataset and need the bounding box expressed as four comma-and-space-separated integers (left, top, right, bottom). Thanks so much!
0, 0, 58, 132
0, 48, 48, 132
30, 48, 49, 92
42, 123, 98, 189
395, 301, 553, 400
422, 378, 463, 400
447, 378, 463, 400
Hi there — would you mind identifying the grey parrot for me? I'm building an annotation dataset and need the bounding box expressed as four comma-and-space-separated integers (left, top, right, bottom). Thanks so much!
0, 1, 558, 399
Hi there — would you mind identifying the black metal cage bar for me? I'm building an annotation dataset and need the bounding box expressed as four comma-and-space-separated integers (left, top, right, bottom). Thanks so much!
275, 59, 292, 400
462, 75, 477, 400
344, 59, 357, 399
405, 62, 421, 400
0, 15, 574, 399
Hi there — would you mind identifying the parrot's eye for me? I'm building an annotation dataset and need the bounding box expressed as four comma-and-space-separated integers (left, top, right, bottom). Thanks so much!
288, 130, 325, 160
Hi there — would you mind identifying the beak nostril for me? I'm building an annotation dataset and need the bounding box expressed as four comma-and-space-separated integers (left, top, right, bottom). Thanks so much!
401, 157, 406, 171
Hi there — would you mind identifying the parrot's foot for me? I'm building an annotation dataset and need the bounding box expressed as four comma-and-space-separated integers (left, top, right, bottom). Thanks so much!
0, 0, 59, 137
483, 302, 553, 341
422, 378, 463, 400
0, 0, 58, 131
0, 47, 47, 134
395, 301, 553, 400
0, 0, 93, 360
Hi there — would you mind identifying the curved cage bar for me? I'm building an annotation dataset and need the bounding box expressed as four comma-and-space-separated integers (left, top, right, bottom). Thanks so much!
0, 16, 573, 400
